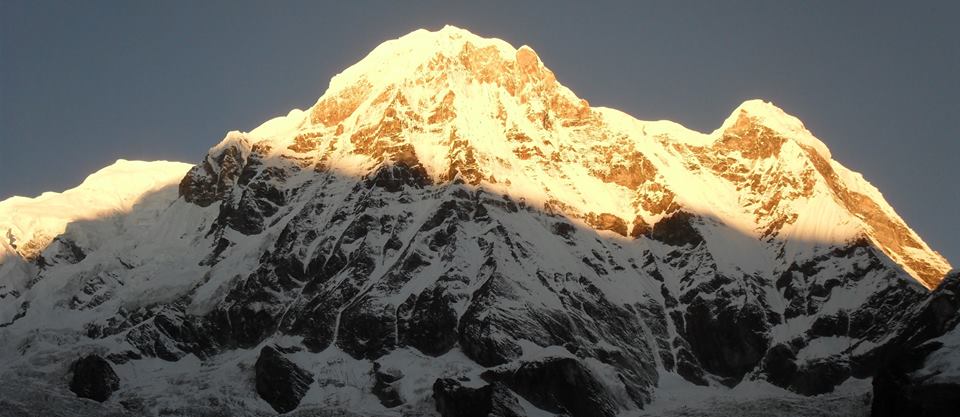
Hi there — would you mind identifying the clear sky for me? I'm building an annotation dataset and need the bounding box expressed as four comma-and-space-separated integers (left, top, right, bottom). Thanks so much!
1, 1, 957, 266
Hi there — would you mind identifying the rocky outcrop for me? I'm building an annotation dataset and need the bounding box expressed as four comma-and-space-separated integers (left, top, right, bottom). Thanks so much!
483, 356, 619, 417
179, 138, 248, 207
433, 378, 525, 417
792, 358, 851, 396
372, 362, 404, 408
124, 307, 216, 361
69, 354, 120, 402
760, 343, 798, 388
457, 274, 526, 367
584, 212, 628, 237
871, 272, 960, 417
649, 211, 703, 247
255, 346, 313, 414
682, 298, 770, 384
398, 282, 459, 356
873, 351, 960, 417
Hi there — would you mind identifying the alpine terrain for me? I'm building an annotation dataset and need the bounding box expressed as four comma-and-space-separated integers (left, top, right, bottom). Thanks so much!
0, 26, 956, 417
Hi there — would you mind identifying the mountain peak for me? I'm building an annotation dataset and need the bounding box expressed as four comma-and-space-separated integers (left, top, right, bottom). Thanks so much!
201, 26, 949, 289
718, 99, 832, 160
434, 24, 488, 39
299, 26, 589, 160
320, 26, 517, 97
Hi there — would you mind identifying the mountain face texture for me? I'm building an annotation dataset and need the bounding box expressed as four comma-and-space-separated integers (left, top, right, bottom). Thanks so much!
0, 26, 955, 416
871, 272, 960, 417
69, 354, 121, 402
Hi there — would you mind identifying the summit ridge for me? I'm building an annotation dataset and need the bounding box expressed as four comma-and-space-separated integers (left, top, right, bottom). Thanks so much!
228, 26, 948, 287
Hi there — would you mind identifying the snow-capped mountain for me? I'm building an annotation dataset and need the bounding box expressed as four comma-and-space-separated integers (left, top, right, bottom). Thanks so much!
0, 26, 954, 416
0, 160, 192, 320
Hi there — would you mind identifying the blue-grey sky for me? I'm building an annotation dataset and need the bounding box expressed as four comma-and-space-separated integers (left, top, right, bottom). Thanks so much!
1, 1, 957, 266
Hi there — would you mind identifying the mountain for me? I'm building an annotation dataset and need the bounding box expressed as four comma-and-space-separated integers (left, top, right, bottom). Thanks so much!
0, 26, 954, 416
0, 159, 192, 319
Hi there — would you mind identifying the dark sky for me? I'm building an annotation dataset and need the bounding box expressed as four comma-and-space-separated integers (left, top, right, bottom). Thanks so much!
1, 1, 957, 266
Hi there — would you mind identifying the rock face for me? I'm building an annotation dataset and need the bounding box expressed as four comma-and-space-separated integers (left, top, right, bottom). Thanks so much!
484, 356, 619, 417
255, 346, 313, 414
69, 354, 120, 402
433, 378, 525, 417
871, 272, 960, 417
372, 362, 405, 408
0, 25, 955, 416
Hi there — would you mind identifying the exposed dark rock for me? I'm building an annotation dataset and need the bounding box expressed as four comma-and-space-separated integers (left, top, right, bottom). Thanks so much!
650, 211, 703, 247
809, 311, 849, 338
899, 273, 960, 345
461, 266, 657, 407
255, 345, 313, 414
871, 272, 960, 417
760, 343, 797, 388
433, 378, 525, 417
675, 347, 709, 386
368, 145, 432, 192
551, 221, 576, 239
206, 280, 286, 349
872, 341, 960, 417
217, 187, 280, 235
105, 350, 142, 365
69, 354, 120, 402
421, 200, 472, 232
458, 274, 524, 367
399, 283, 459, 356
179, 141, 247, 207
290, 296, 339, 352
336, 297, 397, 359
372, 362, 404, 408
191, 148, 289, 237
125, 307, 217, 361
791, 357, 850, 395
681, 297, 769, 383
342, 214, 377, 243
636, 299, 674, 372
484, 356, 618, 417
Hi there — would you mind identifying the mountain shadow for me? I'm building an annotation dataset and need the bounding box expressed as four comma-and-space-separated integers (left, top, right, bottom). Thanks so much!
0, 153, 947, 417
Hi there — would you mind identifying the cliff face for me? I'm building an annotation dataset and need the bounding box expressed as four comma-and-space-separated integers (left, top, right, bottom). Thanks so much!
872, 272, 960, 417
0, 26, 952, 416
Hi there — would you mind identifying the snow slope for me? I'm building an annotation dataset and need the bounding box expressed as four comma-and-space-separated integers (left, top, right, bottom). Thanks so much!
0, 160, 192, 310
0, 159, 192, 259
